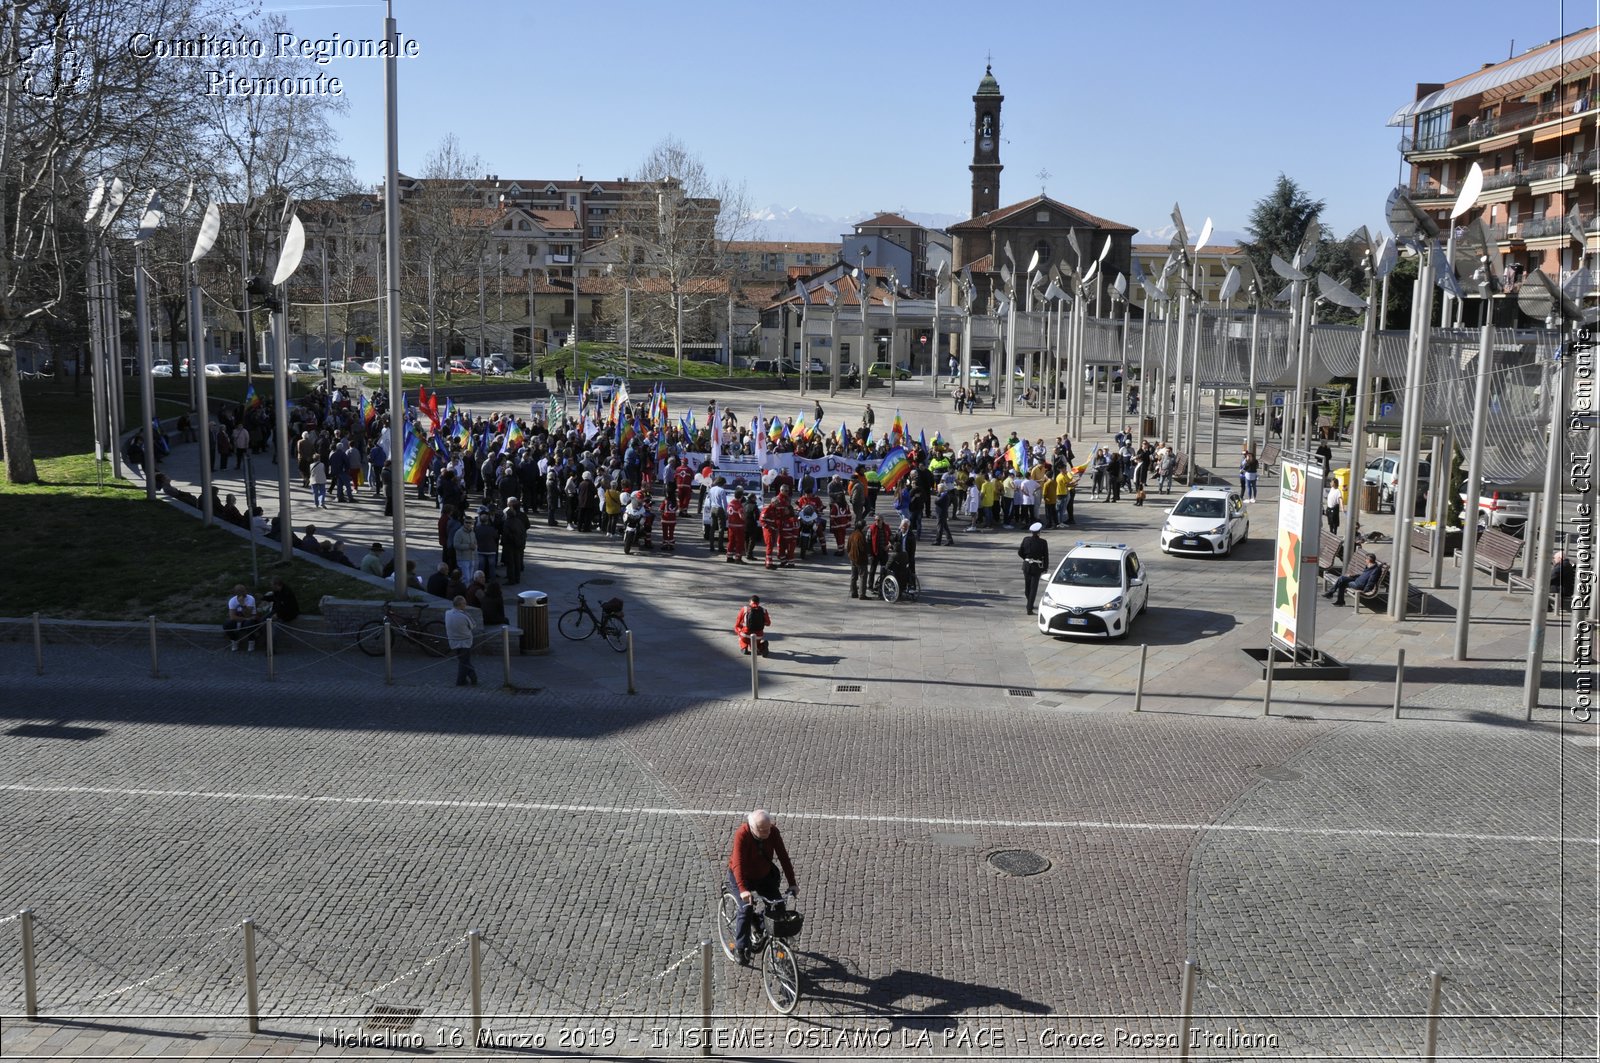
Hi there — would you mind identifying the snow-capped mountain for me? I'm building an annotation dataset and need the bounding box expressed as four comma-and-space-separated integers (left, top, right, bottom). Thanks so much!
745, 205, 965, 242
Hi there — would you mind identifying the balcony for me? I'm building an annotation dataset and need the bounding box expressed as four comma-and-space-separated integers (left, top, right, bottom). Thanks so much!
1400, 103, 1589, 156
1481, 168, 1530, 191
546, 253, 573, 265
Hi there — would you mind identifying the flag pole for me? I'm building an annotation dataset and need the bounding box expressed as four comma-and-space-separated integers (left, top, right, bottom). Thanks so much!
382, 0, 408, 598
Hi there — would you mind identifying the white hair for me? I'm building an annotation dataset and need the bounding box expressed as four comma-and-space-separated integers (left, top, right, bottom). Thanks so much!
747, 809, 773, 831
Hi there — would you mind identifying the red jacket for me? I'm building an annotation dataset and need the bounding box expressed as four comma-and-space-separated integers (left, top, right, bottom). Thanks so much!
728, 821, 797, 893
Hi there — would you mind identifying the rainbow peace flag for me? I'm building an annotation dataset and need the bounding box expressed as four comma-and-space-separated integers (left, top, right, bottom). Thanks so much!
1004, 440, 1030, 473
453, 416, 472, 450
245, 383, 261, 410
401, 423, 433, 486
501, 421, 525, 453
358, 394, 373, 426
618, 418, 636, 449
768, 418, 783, 441
877, 446, 911, 491
890, 410, 905, 443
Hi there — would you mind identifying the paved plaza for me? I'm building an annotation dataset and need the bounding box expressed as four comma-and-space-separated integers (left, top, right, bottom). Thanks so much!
0, 378, 1595, 1060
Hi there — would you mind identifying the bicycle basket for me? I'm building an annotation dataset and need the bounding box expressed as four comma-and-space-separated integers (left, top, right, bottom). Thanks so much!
770, 910, 804, 939
601, 597, 625, 616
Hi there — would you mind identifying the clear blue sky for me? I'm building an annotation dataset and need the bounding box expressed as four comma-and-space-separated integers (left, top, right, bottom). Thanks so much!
274, 0, 1594, 241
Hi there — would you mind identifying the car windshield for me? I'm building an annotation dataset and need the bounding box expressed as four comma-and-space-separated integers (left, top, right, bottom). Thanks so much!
1052, 557, 1121, 588
1172, 497, 1226, 519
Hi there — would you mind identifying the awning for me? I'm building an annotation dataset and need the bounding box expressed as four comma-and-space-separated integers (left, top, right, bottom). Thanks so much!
1386, 32, 1599, 126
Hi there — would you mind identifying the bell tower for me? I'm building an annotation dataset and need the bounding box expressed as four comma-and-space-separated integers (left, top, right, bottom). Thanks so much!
970, 64, 1003, 217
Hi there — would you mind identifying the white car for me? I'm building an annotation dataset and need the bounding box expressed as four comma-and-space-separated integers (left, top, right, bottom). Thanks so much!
398, 356, 430, 374
150, 362, 173, 377
1461, 488, 1529, 529
361, 359, 386, 375
203, 363, 242, 377
1160, 485, 1250, 556
1037, 541, 1149, 639
589, 374, 626, 404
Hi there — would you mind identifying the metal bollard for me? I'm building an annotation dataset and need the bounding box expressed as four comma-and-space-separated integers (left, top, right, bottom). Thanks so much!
468, 929, 482, 1046
383, 619, 393, 685
20, 908, 37, 1020
1262, 647, 1275, 717
32, 612, 42, 675
1393, 648, 1406, 719
148, 615, 159, 678
699, 939, 713, 1058
501, 628, 512, 689
265, 619, 275, 681
749, 639, 759, 699
242, 917, 259, 1033
1422, 969, 1442, 1060
626, 630, 636, 695
1132, 643, 1148, 713
1175, 958, 1198, 1059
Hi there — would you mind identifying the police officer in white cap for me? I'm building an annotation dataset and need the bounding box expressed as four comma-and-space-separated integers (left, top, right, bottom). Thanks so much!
1018, 522, 1049, 614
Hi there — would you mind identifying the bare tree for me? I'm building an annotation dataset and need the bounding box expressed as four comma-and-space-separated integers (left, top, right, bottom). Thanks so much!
399, 135, 492, 372
0, 0, 220, 483
614, 136, 752, 373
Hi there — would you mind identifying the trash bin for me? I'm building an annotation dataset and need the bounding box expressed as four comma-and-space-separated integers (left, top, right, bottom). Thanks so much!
1141, 416, 1157, 439
1330, 467, 1351, 507
517, 591, 549, 655
1361, 482, 1380, 514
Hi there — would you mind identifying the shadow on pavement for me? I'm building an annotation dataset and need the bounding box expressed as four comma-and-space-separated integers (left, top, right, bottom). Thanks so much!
794, 952, 1051, 1029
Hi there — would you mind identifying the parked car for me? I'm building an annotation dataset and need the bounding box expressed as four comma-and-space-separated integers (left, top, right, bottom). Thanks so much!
1037, 541, 1149, 639
288, 361, 320, 375
751, 358, 797, 375
361, 359, 386, 375
446, 359, 473, 375
1160, 486, 1250, 556
150, 362, 173, 377
804, 358, 828, 374
398, 356, 430, 375
867, 361, 912, 380
203, 363, 242, 377
589, 374, 626, 404
1363, 455, 1431, 515
1461, 488, 1530, 530
468, 354, 508, 375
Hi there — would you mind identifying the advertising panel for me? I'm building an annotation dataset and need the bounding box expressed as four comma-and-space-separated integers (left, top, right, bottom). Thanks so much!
1272, 459, 1324, 653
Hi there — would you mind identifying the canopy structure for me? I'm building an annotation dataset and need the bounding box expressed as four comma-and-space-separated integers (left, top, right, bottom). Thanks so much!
1386, 32, 1598, 125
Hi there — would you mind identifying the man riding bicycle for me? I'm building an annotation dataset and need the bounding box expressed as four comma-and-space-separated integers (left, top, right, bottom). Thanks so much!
727, 809, 798, 962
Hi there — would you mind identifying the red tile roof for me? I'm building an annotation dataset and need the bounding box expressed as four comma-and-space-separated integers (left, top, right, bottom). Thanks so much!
855, 212, 918, 229
948, 194, 1138, 234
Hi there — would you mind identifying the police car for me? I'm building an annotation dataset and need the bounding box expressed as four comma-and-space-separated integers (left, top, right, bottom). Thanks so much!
1037, 541, 1149, 639
1160, 485, 1249, 556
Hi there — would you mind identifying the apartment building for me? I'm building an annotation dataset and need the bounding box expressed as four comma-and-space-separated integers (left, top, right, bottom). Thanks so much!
1389, 25, 1598, 285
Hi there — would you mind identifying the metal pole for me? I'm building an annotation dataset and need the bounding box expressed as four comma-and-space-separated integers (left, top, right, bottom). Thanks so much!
191, 271, 215, 527
382, 0, 409, 601
1428, 431, 1446, 587
32, 612, 42, 675
1422, 969, 1443, 1061
242, 917, 259, 1033
265, 618, 275, 680
1524, 350, 1566, 715
148, 615, 159, 678
322, 242, 334, 395
134, 246, 158, 500
1175, 958, 1197, 1060
384, 619, 394, 685
1262, 644, 1275, 717
699, 939, 713, 1058
1343, 270, 1377, 565
274, 306, 293, 562
86, 252, 108, 465
501, 627, 512, 688
1393, 648, 1406, 719
468, 929, 482, 1045
1132, 643, 1147, 712
750, 637, 759, 699
1390, 254, 1437, 619
20, 908, 37, 1020
626, 629, 637, 695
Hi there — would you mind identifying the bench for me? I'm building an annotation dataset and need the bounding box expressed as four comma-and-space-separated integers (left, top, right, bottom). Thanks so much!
1455, 526, 1524, 588
1257, 442, 1281, 474
1171, 452, 1189, 483
1321, 549, 1366, 595
1315, 531, 1346, 576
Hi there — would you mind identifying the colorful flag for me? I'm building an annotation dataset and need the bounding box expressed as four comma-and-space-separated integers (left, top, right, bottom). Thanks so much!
933, 430, 945, 448
754, 406, 767, 468
877, 446, 911, 490
768, 418, 783, 442
617, 418, 636, 449
501, 421, 525, 454
890, 409, 905, 444
454, 416, 472, 450
918, 428, 928, 453
245, 383, 261, 410
401, 422, 433, 486
359, 393, 373, 426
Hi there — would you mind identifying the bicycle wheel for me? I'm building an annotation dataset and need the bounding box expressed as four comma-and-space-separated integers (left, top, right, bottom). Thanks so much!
715, 890, 741, 962
415, 620, 449, 658
557, 607, 595, 641
602, 617, 629, 653
761, 937, 801, 1014
355, 619, 388, 657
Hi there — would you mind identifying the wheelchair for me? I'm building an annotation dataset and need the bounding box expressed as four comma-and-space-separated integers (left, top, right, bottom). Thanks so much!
879, 560, 919, 603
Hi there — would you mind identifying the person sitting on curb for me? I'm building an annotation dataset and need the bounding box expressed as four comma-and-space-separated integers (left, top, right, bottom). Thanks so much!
223, 584, 260, 651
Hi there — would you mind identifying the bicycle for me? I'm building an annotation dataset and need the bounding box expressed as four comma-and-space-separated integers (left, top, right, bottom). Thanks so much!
355, 603, 448, 657
715, 887, 803, 1014
557, 579, 629, 652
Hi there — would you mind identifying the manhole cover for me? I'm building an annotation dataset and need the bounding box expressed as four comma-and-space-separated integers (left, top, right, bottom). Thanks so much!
835, 684, 862, 692
364, 1005, 422, 1032
1253, 765, 1303, 782
988, 850, 1051, 877
1007, 688, 1036, 698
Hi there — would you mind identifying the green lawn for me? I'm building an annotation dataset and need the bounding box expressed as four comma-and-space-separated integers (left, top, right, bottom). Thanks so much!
5, 382, 389, 622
